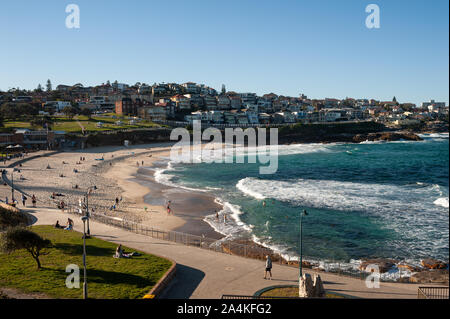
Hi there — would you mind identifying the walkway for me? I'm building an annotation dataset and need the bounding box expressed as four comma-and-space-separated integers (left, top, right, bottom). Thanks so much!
26, 206, 424, 299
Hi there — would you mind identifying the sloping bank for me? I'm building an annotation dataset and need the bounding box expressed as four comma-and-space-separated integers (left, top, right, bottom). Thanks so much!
67, 122, 422, 147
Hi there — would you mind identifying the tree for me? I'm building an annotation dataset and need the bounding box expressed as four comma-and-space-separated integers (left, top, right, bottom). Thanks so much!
80, 108, 92, 119
46, 79, 52, 92
1, 227, 51, 269
62, 106, 76, 119
36, 84, 43, 92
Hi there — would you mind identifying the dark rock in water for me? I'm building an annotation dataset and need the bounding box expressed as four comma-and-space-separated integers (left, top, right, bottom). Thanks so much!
359, 258, 397, 273
421, 258, 448, 270
409, 269, 449, 284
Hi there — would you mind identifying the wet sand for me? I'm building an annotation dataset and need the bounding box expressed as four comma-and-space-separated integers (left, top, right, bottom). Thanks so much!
134, 165, 224, 239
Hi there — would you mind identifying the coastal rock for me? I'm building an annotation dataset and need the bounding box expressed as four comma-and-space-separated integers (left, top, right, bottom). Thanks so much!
359, 259, 396, 273
298, 273, 314, 298
409, 269, 449, 284
397, 263, 420, 272
313, 274, 325, 297
421, 259, 448, 270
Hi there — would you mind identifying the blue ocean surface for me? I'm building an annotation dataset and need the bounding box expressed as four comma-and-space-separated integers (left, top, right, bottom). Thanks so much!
155, 133, 449, 270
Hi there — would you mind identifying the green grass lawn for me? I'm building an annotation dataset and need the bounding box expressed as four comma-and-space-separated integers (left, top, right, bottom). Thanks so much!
2, 116, 160, 134
0, 225, 173, 299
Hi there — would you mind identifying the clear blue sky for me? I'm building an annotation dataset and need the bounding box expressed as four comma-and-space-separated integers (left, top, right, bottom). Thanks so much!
0, 0, 448, 105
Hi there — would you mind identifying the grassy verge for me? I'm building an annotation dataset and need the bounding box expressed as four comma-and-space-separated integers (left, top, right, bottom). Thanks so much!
260, 287, 346, 298
1, 116, 160, 134
0, 225, 172, 299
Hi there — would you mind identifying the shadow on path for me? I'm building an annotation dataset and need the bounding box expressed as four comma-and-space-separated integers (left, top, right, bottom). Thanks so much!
159, 264, 205, 299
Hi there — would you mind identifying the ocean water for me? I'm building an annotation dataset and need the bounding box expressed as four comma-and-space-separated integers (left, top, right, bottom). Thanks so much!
155, 133, 449, 274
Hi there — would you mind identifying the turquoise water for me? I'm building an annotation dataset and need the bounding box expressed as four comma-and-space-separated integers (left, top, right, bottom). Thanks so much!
156, 134, 449, 268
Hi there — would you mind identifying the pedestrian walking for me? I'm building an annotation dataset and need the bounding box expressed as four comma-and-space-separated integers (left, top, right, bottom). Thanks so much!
264, 255, 272, 280
21, 194, 27, 206
32, 194, 36, 207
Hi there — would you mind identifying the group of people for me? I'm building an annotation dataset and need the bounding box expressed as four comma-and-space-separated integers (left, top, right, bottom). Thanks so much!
3, 194, 36, 207
54, 218, 74, 230
215, 210, 228, 224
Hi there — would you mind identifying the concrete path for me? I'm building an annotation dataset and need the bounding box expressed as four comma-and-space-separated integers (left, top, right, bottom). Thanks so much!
23, 206, 427, 299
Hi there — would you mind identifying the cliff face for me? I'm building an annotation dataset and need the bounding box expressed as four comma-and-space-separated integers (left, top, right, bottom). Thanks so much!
68, 122, 423, 148
82, 128, 172, 147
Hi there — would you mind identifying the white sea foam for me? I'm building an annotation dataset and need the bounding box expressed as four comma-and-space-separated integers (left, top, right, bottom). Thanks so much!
418, 133, 449, 139
203, 198, 253, 240
236, 177, 448, 216
434, 197, 449, 208
153, 161, 206, 192
235, 177, 449, 259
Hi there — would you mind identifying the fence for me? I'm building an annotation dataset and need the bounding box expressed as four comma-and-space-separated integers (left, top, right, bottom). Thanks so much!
63, 204, 378, 282
417, 286, 449, 299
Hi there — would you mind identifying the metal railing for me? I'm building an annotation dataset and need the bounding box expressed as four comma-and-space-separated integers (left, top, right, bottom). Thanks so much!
61, 205, 388, 282
417, 286, 449, 299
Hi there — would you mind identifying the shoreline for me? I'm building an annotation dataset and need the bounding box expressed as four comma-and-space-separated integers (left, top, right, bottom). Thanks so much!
2, 138, 448, 283
105, 145, 225, 239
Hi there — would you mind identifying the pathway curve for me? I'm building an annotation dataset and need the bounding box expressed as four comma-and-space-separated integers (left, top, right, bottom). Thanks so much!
26, 206, 425, 299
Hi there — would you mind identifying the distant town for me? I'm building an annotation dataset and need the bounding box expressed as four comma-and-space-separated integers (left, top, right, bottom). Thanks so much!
0, 80, 448, 149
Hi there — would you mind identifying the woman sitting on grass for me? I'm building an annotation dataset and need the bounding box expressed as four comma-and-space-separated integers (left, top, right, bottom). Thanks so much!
114, 244, 140, 258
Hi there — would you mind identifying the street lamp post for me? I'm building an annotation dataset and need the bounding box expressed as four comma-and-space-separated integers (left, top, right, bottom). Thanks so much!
11, 170, 14, 204
81, 215, 88, 299
299, 209, 308, 279
84, 186, 96, 237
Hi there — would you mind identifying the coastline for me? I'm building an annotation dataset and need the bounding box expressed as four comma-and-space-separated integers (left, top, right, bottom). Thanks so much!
106, 145, 225, 239
2, 136, 448, 283
126, 137, 449, 283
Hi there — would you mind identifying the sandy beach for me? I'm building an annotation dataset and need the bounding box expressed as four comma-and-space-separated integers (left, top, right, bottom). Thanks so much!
0, 143, 223, 238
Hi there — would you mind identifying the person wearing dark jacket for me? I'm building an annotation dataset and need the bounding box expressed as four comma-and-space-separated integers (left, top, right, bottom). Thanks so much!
264, 255, 272, 280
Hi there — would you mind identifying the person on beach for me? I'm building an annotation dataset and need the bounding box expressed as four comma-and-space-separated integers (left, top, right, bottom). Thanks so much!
141, 160, 144, 166
59, 200, 65, 212
166, 200, 172, 215
21, 194, 27, 206
264, 255, 272, 280
115, 197, 119, 205
31, 194, 36, 207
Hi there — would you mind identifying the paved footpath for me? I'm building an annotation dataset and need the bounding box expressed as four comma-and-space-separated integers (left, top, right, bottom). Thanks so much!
27, 206, 425, 299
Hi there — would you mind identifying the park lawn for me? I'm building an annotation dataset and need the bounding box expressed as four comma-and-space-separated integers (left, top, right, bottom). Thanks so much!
2, 116, 160, 134
0, 225, 173, 299
260, 287, 346, 298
